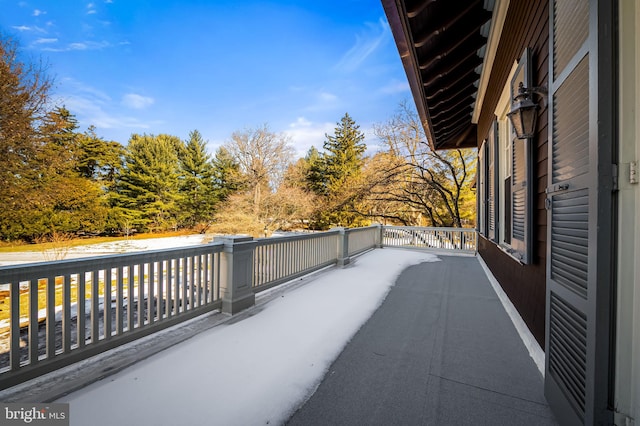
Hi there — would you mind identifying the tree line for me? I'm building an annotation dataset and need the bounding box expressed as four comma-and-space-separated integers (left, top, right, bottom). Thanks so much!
1, 32, 476, 243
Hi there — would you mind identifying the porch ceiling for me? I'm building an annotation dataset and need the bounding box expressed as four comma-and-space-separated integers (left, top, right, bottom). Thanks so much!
382, 0, 493, 150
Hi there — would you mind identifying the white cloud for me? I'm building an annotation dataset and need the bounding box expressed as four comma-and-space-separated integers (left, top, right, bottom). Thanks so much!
283, 117, 334, 157
33, 38, 58, 44
56, 79, 160, 141
291, 117, 312, 127
61, 77, 112, 103
69, 42, 90, 50
333, 18, 391, 73
33, 9, 46, 16
41, 40, 110, 52
319, 92, 337, 102
122, 93, 155, 110
62, 94, 159, 136
298, 90, 341, 114
379, 80, 410, 95
18, 21, 54, 34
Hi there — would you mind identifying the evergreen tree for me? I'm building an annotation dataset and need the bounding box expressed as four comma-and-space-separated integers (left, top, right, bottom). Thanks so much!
211, 146, 243, 201
76, 126, 125, 183
322, 112, 366, 193
310, 113, 368, 228
40, 106, 79, 147
45, 109, 111, 233
112, 134, 184, 232
304, 146, 326, 195
178, 130, 218, 228
23, 108, 110, 239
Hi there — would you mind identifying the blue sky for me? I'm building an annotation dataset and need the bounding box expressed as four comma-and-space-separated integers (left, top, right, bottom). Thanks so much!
0, 0, 410, 157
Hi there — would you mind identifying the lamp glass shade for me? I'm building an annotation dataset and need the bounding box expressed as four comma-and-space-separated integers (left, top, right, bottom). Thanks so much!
507, 95, 538, 139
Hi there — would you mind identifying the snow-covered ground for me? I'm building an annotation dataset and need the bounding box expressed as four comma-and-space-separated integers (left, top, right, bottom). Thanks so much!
0, 232, 311, 267
0, 235, 209, 267
57, 248, 439, 426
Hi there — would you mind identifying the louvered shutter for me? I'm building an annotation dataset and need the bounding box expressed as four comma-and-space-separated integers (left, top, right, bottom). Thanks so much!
510, 49, 533, 263
545, 1, 616, 424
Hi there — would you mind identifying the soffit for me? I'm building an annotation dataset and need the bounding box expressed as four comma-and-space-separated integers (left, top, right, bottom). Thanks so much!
382, 0, 494, 150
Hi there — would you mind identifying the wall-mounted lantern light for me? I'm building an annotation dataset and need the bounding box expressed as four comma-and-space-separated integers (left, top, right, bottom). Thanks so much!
507, 82, 547, 139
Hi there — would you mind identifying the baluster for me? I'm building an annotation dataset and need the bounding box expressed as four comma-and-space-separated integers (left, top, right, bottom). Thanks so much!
116, 267, 124, 335
78, 272, 86, 347
29, 279, 39, 364
9, 280, 20, 370
63, 274, 71, 352
105, 268, 112, 338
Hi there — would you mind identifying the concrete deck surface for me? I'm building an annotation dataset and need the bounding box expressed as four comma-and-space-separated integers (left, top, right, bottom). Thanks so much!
287, 256, 557, 425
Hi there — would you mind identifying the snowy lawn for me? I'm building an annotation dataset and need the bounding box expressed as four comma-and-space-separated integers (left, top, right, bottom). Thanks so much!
0, 235, 208, 267
58, 248, 438, 426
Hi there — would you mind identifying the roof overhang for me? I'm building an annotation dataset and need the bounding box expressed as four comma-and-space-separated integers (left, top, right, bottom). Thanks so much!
382, 0, 496, 150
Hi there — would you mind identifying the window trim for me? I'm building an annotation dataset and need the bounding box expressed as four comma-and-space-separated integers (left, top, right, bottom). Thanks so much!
496, 62, 518, 250
477, 140, 488, 237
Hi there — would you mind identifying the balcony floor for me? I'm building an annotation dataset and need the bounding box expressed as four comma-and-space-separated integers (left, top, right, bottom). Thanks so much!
46, 251, 555, 425
287, 256, 556, 425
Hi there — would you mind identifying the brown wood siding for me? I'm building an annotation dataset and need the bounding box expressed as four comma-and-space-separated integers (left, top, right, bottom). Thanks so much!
479, 235, 547, 346
476, 0, 549, 348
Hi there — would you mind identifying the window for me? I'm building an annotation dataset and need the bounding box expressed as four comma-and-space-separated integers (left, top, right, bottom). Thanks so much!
479, 49, 533, 263
497, 89, 512, 246
499, 112, 512, 245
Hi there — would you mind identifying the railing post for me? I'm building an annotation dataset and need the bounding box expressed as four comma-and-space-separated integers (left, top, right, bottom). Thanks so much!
376, 224, 384, 248
215, 236, 257, 315
335, 227, 350, 267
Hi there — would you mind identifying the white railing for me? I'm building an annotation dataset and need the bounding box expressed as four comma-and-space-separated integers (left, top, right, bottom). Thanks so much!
0, 225, 475, 390
253, 231, 340, 291
383, 226, 477, 253
0, 244, 223, 389
347, 225, 382, 257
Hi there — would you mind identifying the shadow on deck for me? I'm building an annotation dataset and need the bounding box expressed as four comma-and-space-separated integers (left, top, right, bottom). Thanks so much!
287, 256, 556, 425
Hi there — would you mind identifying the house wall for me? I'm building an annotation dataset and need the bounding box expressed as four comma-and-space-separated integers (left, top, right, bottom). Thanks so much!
476, 0, 549, 347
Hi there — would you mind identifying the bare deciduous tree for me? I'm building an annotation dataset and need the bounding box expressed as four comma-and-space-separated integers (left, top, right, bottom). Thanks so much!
224, 124, 295, 217
371, 102, 476, 227
0, 32, 54, 240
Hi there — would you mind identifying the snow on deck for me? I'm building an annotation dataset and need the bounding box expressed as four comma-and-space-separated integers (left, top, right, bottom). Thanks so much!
57, 248, 439, 426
